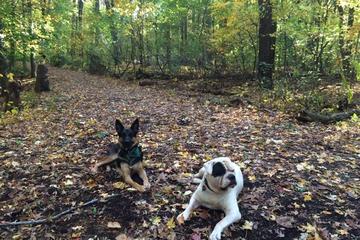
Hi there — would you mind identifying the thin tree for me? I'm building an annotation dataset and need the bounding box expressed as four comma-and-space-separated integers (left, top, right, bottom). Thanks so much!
28, 0, 36, 78
338, 5, 355, 79
257, 0, 277, 89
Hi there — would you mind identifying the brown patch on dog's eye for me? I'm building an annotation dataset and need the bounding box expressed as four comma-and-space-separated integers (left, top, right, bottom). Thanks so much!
118, 137, 124, 147
132, 136, 139, 145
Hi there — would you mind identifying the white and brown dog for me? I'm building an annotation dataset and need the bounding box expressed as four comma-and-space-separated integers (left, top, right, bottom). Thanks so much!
177, 157, 244, 240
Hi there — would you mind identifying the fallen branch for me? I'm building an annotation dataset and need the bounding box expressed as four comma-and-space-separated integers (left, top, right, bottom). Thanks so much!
139, 79, 158, 86
296, 109, 360, 124
0, 194, 120, 227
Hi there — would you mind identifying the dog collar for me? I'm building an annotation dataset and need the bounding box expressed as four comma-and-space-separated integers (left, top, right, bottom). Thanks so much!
203, 178, 216, 193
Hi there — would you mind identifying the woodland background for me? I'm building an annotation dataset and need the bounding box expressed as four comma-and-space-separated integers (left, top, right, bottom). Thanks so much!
1, 0, 360, 98
0, 0, 359, 240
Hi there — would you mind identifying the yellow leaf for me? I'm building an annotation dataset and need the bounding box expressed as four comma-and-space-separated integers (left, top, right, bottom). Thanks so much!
7, 73, 14, 80
181, 172, 192, 177
337, 228, 348, 235
300, 223, 316, 233
113, 181, 127, 189
166, 217, 176, 230
248, 175, 256, 182
64, 179, 73, 186
298, 179, 307, 187
293, 202, 301, 209
11, 234, 21, 240
114, 0, 121, 8
151, 216, 161, 226
86, 179, 97, 189
178, 151, 189, 158
0, 73, 3, 78
304, 192, 312, 202
241, 220, 253, 230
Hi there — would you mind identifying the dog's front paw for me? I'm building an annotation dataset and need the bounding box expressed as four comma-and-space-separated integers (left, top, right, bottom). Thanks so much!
137, 185, 145, 192
209, 229, 222, 240
144, 181, 151, 190
176, 213, 185, 225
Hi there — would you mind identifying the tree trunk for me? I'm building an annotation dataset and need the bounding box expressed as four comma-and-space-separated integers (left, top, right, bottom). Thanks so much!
28, 0, 36, 78
70, 0, 77, 57
0, 20, 8, 99
165, 24, 171, 71
139, 0, 144, 66
21, 0, 28, 74
35, 64, 50, 92
77, 0, 84, 60
338, 5, 355, 79
94, 0, 100, 45
78, 0, 83, 31
180, 15, 188, 64
9, 1, 16, 71
105, 0, 121, 66
257, 0, 277, 89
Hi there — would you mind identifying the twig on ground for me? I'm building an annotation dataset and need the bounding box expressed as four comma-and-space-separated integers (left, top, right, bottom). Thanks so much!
0, 194, 120, 227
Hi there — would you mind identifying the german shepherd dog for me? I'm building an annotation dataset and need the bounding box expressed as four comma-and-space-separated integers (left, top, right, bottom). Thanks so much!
91, 119, 150, 192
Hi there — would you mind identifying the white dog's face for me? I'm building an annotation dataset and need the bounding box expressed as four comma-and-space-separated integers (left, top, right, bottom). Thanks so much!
204, 158, 237, 191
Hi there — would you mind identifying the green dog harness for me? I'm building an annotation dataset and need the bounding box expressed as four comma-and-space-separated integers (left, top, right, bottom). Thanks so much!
116, 145, 143, 166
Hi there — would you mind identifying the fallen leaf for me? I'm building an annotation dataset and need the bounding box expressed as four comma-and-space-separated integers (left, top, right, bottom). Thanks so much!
241, 220, 253, 230
191, 233, 201, 240
276, 216, 295, 228
115, 234, 128, 240
113, 181, 127, 189
166, 217, 176, 229
299, 223, 316, 233
248, 175, 256, 182
151, 216, 161, 226
64, 179, 74, 186
337, 228, 348, 235
184, 190, 192, 196
304, 192, 312, 202
72, 226, 84, 231
107, 221, 121, 229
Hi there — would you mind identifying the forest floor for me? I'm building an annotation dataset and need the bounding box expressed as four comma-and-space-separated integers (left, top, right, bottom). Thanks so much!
0, 67, 359, 240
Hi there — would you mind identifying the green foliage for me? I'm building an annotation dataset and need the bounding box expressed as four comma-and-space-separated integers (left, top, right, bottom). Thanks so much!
22, 91, 39, 108
354, 61, 360, 81
0, 0, 359, 93
351, 113, 359, 123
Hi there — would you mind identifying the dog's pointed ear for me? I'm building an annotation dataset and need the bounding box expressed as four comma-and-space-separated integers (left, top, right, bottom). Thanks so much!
115, 119, 124, 134
212, 162, 226, 177
131, 118, 139, 134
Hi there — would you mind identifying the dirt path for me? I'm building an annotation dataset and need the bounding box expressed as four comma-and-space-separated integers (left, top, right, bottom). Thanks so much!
1, 67, 359, 239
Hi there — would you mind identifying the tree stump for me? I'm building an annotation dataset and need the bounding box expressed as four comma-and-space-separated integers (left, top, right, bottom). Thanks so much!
4, 80, 22, 112
35, 64, 50, 92
88, 53, 107, 75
